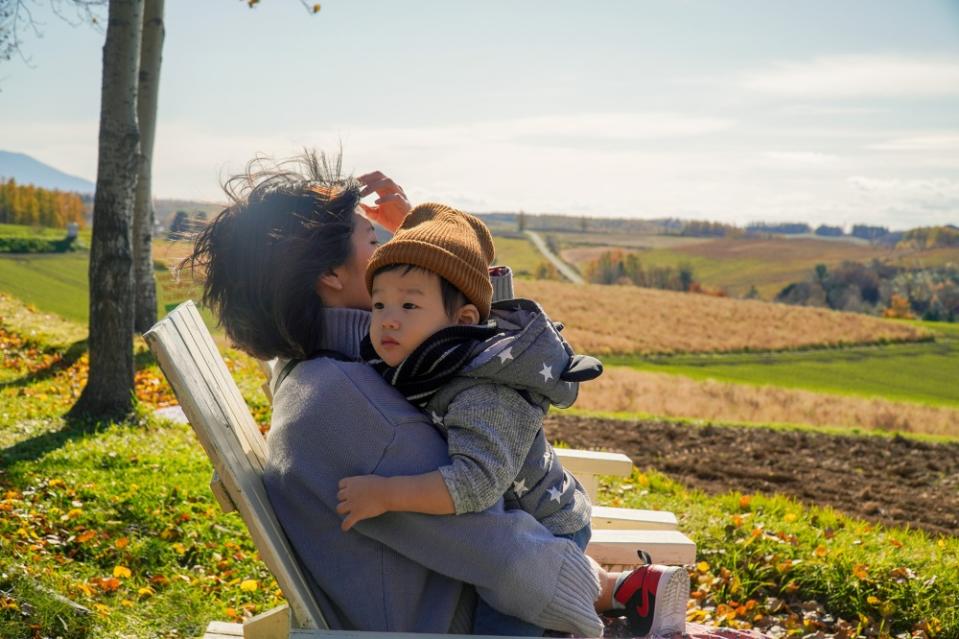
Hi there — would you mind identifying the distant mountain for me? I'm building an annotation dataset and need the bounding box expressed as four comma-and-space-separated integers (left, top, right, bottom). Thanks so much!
0, 150, 95, 194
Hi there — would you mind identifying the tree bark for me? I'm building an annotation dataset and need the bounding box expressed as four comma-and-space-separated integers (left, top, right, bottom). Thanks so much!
133, 0, 164, 333
71, 0, 144, 419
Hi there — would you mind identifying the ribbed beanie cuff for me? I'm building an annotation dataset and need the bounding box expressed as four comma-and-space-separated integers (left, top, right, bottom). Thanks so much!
366, 203, 495, 319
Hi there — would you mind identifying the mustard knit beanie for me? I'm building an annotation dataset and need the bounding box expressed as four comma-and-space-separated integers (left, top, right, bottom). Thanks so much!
366, 203, 495, 319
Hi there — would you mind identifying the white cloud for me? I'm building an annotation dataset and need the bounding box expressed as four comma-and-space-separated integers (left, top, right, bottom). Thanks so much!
845, 177, 959, 227
6, 114, 957, 231
741, 55, 959, 99
869, 134, 959, 152
762, 151, 841, 166
779, 105, 883, 117
847, 176, 959, 198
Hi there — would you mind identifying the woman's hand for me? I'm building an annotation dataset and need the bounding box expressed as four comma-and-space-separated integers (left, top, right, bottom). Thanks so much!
337, 474, 391, 531
357, 171, 411, 233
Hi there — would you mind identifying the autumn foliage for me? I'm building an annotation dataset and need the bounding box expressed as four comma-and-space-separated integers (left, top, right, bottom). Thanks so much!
0, 179, 86, 228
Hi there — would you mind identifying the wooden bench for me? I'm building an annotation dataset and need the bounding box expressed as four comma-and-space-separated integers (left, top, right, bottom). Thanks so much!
145, 301, 695, 639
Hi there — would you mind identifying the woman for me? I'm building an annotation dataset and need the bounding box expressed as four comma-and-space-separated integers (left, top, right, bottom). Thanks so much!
183, 153, 633, 636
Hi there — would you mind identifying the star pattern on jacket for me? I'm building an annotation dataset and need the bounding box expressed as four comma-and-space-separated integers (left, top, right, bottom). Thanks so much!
512, 478, 528, 497
539, 363, 553, 382
547, 483, 565, 503
497, 347, 514, 364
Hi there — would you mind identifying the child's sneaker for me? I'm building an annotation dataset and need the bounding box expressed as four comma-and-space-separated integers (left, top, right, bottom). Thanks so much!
612, 551, 690, 637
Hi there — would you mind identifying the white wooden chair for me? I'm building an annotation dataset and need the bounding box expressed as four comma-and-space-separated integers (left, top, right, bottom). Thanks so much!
145, 301, 695, 639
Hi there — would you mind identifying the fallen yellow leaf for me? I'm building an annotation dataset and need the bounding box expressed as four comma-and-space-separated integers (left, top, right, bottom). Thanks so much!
240, 579, 258, 592
76, 530, 96, 544
113, 565, 132, 579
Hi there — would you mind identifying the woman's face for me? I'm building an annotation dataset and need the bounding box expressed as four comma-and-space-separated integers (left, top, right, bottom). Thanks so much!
329, 209, 380, 310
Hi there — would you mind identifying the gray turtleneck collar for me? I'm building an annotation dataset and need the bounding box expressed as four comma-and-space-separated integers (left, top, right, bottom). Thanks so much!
315, 307, 371, 361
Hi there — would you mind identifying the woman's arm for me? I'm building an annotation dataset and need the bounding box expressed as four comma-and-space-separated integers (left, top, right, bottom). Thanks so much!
336, 470, 455, 531
270, 359, 603, 637
336, 383, 542, 526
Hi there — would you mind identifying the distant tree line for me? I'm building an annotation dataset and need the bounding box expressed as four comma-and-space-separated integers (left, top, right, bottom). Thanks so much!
814, 225, 843, 237
899, 225, 959, 249
679, 220, 742, 238
0, 179, 86, 228
776, 260, 959, 322
674, 219, 897, 242
166, 210, 208, 239
585, 250, 697, 292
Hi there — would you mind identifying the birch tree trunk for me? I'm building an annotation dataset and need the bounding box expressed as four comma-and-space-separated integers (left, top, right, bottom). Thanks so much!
72, 0, 144, 419
133, 0, 164, 333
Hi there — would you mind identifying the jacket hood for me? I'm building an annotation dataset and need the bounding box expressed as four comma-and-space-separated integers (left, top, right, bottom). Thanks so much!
462, 298, 579, 408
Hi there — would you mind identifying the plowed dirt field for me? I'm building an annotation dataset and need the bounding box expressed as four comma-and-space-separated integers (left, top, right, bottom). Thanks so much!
545, 414, 959, 536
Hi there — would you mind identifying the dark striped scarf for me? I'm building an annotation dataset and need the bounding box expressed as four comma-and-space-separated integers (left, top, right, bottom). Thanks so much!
361, 324, 499, 407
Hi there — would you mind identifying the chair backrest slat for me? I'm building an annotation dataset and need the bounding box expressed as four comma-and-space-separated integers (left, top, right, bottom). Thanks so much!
145, 301, 327, 630
176, 305, 269, 467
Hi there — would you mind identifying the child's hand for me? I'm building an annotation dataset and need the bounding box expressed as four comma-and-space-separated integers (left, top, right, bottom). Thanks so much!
336, 475, 391, 531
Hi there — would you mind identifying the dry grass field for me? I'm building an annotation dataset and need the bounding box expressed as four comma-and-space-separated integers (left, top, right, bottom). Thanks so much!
574, 366, 959, 438
514, 279, 929, 355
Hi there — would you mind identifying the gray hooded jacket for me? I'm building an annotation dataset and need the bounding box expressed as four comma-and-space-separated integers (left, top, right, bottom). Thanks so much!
427, 299, 592, 536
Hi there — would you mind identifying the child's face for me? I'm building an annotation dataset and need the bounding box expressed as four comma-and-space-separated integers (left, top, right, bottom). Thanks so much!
371, 268, 473, 367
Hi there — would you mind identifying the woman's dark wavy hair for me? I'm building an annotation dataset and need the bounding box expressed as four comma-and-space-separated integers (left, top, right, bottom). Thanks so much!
181, 150, 361, 360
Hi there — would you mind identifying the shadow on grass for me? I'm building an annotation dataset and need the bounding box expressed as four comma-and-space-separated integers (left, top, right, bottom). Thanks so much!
0, 412, 119, 468
0, 345, 162, 467
0, 339, 88, 391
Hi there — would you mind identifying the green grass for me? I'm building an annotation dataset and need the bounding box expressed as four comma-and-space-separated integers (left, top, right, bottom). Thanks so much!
0, 223, 92, 245
0, 250, 204, 325
492, 235, 550, 278
0, 293, 955, 637
584, 247, 797, 298
0, 254, 91, 323
602, 469, 957, 636
605, 324, 959, 409
0, 417, 281, 638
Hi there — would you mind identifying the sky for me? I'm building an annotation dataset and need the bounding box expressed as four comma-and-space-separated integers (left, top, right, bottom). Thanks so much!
1, 0, 958, 230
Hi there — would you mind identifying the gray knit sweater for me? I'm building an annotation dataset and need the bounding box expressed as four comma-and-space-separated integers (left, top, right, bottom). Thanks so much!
428, 299, 592, 535
263, 307, 603, 636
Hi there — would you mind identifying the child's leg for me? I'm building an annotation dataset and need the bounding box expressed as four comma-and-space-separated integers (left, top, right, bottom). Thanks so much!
473, 598, 545, 637
594, 552, 690, 637
556, 524, 591, 552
